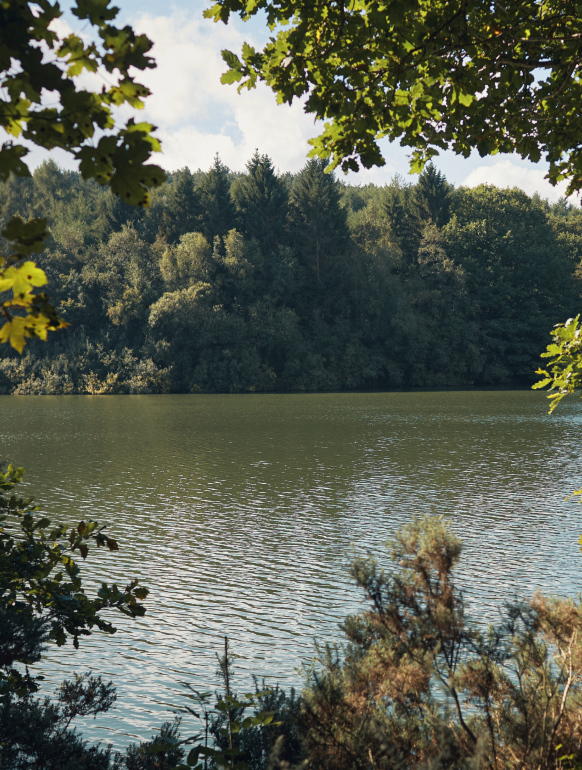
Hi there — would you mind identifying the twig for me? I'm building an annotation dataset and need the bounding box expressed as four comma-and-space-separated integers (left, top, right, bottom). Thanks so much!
224, 636, 234, 769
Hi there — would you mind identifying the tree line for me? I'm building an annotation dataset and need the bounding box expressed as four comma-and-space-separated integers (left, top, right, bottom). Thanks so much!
0, 153, 580, 395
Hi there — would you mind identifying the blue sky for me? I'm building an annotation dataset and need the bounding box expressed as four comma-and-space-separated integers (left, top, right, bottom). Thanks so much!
22, 0, 580, 201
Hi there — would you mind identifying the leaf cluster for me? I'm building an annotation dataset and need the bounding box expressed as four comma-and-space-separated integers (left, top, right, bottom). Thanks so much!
0, 0, 167, 355
533, 314, 582, 412
206, 0, 582, 193
0, 463, 148, 699
0, 672, 118, 770
0, 0, 165, 206
0, 216, 67, 352
172, 690, 281, 770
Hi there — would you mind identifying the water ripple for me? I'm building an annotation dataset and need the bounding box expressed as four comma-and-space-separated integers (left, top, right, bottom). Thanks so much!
1, 390, 581, 747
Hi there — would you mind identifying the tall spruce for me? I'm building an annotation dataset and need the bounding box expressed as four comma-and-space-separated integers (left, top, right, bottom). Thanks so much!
289, 159, 349, 285
232, 151, 289, 254
0, 173, 34, 226
99, 189, 145, 234
382, 180, 419, 261
411, 163, 452, 228
199, 154, 237, 241
161, 168, 202, 243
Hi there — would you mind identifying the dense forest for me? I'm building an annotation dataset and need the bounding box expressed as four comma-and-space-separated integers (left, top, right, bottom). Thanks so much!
0, 153, 580, 395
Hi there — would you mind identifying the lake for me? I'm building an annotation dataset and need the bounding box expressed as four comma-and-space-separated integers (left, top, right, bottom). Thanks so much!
2, 390, 582, 748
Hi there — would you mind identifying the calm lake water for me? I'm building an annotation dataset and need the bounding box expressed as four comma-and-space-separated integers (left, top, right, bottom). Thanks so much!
2, 390, 582, 748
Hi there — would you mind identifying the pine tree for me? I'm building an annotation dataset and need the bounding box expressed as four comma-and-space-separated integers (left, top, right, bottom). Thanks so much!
31, 160, 75, 222
382, 178, 419, 261
161, 168, 202, 244
232, 151, 289, 254
289, 159, 349, 284
199, 154, 237, 241
0, 173, 34, 226
411, 162, 452, 228
98, 189, 145, 234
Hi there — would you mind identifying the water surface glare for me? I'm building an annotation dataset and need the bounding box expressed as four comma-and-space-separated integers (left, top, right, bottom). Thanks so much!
1, 391, 582, 747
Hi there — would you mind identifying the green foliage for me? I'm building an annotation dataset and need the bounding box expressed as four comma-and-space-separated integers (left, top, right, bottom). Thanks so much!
534, 315, 582, 412
0, 458, 220, 770
0, 463, 148, 698
207, 0, 582, 194
160, 169, 203, 245
0, 211, 66, 353
289, 159, 349, 286
1, 156, 580, 393
0, 0, 165, 205
443, 185, 578, 383
199, 156, 238, 242
161, 233, 214, 291
171, 639, 304, 770
232, 152, 289, 255
412, 163, 452, 229
299, 516, 582, 770
0, 0, 165, 355
0, 673, 117, 770
124, 720, 186, 770
0, 345, 171, 395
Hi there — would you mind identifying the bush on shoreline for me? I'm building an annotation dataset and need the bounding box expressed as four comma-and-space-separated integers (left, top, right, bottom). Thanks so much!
6, 466, 582, 770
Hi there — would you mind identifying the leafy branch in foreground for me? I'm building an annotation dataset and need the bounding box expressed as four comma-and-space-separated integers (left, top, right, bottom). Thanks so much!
0, 216, 67, 352
533, 315, 582, 413
206, 0, 582, 193
533, 316, 582, 554
0, 0, 166, 354
0, 463, 148, 699
0, 0, 165, 206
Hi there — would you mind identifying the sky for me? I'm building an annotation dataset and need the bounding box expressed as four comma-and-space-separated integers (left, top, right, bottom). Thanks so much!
13, 0, 579, 202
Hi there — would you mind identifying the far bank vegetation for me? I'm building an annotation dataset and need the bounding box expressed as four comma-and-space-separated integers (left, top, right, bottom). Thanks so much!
0, 154, 580, 395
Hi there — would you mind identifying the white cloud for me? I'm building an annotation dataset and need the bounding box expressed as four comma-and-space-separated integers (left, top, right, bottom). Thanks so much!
461, 159, 577, 204
132, 11, 320, 174
5, 3, 582, 204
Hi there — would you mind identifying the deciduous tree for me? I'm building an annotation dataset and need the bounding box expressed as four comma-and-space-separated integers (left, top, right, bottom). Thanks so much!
206, 0, 582, 194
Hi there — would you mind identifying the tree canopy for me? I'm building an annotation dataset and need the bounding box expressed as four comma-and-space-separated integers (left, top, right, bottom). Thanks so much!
0, 156, 579, 395
206, 0, 582, 193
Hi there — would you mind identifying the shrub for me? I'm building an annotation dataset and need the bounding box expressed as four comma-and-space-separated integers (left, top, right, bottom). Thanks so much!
299, 516, 582, 770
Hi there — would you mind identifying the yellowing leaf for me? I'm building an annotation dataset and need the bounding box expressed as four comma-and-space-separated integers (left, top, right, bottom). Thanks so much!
0, 276, 15, 294
0, 316, 30, 353
17, 262, 48, 288
458, 91, 474, 107
0, 262, 47, 300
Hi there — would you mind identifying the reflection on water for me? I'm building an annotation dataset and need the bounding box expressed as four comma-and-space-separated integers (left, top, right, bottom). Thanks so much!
1, 391, 582, 747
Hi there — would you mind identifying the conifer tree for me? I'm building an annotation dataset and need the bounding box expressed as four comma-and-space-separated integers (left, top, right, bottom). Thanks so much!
382, 180, 419, 261
411, 163, 452, 228
161, 168, 202, 244
98, 189, 145, 235
232, 151, 289, 254
289, 159, 349, 285
300, 515, 582, 770
0, 172, 34, 226
199, 154, 237, 241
